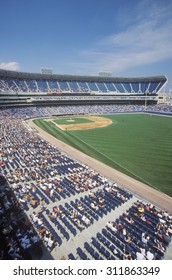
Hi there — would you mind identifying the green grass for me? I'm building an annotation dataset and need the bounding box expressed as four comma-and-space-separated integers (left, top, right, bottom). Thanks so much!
33, 114, 172, 197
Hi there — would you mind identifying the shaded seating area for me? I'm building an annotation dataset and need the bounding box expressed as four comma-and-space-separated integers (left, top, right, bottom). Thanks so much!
0, 175, 43, 260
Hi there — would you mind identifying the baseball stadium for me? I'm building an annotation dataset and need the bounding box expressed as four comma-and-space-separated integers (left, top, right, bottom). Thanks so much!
0, 69, 172, 260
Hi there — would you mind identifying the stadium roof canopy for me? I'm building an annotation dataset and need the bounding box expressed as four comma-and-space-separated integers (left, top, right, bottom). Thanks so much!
0, 69, 168, 84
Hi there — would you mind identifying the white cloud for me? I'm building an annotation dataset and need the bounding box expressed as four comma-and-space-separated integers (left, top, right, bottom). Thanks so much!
77, 1, 172, 74
0, 62, 20, 71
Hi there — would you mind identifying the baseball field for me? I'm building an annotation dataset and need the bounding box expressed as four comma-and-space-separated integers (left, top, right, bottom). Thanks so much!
33, 114, 172, 197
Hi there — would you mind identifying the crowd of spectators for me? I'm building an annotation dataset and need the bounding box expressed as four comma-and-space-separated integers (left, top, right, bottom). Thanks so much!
0, 104, 172, 259
0, 104, 172, 120
69, 199, 172, 260
0, 113, 123, 258
0, 175, 41, 259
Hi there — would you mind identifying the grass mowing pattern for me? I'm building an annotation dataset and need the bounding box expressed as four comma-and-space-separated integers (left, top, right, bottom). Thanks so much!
33, 118, 97, 154
34, 114, 172, 197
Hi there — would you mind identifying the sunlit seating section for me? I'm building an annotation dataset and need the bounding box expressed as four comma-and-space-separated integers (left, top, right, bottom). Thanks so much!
69, 200, 171, 260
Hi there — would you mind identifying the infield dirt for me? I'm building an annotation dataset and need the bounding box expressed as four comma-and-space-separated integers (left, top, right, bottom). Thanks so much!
46, 115, 112, 130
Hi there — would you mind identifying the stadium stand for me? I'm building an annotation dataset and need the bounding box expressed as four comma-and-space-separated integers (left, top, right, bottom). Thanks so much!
0, 69, 167, 107
0, 69, 171, 260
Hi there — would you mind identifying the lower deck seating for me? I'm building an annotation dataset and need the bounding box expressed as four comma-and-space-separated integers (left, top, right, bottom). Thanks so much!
0, 109, 171, 260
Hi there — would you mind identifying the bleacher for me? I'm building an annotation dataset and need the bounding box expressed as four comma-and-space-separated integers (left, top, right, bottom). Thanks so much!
0, 69, 166, 94
0, 111, 171, 259
0, 71, 172, 260
0, 69, 167, 107
68, 200, 171, 260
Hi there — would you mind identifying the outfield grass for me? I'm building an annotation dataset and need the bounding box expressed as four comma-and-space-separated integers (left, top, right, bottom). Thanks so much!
34, 114, 172, 197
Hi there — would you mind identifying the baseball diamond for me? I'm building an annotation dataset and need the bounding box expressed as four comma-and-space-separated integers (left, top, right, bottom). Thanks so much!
33, 114, 172, 197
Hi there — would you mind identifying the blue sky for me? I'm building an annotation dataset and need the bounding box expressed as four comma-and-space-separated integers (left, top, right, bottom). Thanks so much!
0, 0, 172, 91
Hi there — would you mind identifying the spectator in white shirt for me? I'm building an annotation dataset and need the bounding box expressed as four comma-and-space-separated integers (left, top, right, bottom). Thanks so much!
146, 250, 155, 260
